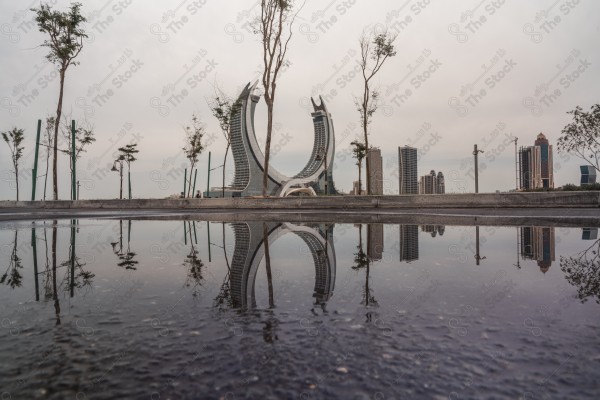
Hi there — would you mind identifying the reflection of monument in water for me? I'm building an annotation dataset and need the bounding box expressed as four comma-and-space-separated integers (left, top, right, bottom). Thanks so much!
520, 227, 556, 273
229, 222, 336, 308
399, 225, 419, 262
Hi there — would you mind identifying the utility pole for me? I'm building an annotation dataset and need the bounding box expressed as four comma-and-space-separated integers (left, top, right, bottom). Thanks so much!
473, 144, 484, 193
71, 120, 76, 201
31, 119, 41, 201
206, 151, 211, 198
513, 137, 519, 191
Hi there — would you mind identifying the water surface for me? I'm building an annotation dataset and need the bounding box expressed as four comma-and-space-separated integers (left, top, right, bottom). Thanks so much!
1, 219, 599, 399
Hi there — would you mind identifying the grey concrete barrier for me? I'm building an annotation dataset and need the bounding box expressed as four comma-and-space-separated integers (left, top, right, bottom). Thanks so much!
0, 192, 598, 210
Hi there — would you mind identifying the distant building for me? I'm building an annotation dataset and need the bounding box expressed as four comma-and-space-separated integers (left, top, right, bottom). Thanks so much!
437, 171, 445, 194
398, 146, 418, 194
519, 133, 554, 190
580, 165, 597, 185
367, 224, 384, 261
419, 170, 437, 194
399, 224, 419, 262
418, 170, 446, 194
368, 147, 383, 195
351, 180, 365, 195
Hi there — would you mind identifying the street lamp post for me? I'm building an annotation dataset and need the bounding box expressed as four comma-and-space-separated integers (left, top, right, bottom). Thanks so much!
513, 137, 519, 191
111, 159, 124, 199
473, 144, 484, 193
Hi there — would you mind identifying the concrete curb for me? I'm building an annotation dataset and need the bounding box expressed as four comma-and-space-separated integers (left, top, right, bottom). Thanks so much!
0, 192, 599, 210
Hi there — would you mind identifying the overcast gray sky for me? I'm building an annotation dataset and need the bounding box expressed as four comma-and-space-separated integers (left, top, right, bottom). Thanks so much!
1, 0, 599, 200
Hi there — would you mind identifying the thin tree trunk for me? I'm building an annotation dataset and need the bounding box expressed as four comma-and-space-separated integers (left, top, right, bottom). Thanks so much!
43, 139, 50, 200
358, 162, 362, 195
358, 224, 363, 250
263, 223, 274, 308
263, 101, 274, 196
15, 164, 19, 201
53, 69, 66, 200
222, 143, 230, 197
119, 167, 123, 200
363, 115, 370, 195
365, 258, 370, 306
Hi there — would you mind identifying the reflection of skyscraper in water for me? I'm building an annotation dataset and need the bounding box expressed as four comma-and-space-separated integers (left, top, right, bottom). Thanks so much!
399, 225, 419, 262
520, 227, 555, 273
367, 224, 384, 261
421, 225, 445, 237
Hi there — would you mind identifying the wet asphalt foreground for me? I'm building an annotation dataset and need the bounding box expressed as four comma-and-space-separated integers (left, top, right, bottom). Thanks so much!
0, 215, 598, 399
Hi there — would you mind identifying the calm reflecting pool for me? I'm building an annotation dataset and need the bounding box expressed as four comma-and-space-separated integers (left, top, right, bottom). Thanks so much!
1, 219, 599, 399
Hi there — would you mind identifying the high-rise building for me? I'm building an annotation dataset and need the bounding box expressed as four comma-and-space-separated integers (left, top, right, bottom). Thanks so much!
368, 148, 383, 195
398, 146, 418, 194
437, 171, 445, 194
419, 170, 437, 194
399, 224, 419, 262
418, 170, 446, 194
519, 133, 554, 190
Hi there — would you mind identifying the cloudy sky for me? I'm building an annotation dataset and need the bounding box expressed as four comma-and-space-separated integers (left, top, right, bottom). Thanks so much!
1, 0, 599, 200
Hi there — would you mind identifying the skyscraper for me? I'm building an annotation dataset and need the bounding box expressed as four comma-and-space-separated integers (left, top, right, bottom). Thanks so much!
368, 147, 383, 195
519, 133, 554, 190
398, 146, 418, 194
418, 170, 446, 194
437, 171, 445, 194
419, 170, 437, 194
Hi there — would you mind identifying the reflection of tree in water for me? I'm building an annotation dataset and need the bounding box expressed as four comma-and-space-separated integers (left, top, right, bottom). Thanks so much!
1, 231, 23, 288
352, 224, 377, 307
214, 223, 234, 311
62, 221, 95, 291
111, 220, 138, 270
561, 239, 600, 304
183, 221, 204, 296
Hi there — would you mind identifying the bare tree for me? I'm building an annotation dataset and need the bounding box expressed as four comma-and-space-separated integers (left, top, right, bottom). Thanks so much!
350, 140, 367, 195
1, 128, 25, 200
356, 29, 397, 194
558, 104, 600, 173
32, 2, 87, 200
208, 87, 242, 197
182, 115, 205, 198
59, 116, 96, 190
257, 0, 302, 196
